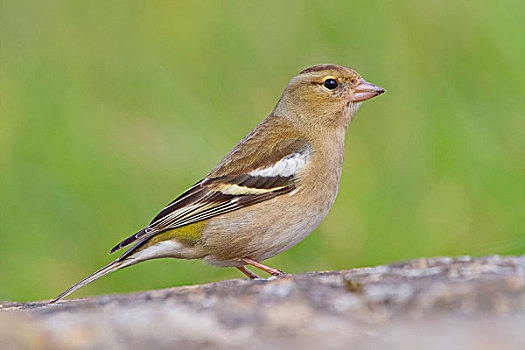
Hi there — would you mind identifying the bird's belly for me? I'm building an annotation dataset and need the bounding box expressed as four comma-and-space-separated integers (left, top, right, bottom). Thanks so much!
202, 188, 337, 267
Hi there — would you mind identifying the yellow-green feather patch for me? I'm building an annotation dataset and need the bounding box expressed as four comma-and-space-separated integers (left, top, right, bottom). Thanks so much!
145, 220, 208, 247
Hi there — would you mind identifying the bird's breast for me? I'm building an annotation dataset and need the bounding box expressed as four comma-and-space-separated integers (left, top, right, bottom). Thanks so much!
202, 135, 346, 266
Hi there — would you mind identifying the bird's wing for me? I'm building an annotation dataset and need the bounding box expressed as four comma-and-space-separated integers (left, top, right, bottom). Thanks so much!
110, 137, 312, 257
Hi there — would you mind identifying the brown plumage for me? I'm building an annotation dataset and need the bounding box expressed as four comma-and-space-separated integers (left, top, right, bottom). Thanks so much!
51, 64, 384, 303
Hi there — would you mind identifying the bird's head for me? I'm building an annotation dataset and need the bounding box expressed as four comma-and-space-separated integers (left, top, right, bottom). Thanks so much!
274, 64, 384, 130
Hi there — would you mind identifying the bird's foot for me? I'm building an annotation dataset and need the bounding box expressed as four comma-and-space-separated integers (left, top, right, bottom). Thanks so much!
237, 265, 260, 279
241, 257, 285, 277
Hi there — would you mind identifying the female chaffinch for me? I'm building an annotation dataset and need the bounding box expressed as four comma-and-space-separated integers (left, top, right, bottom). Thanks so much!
51, 64, 384, 303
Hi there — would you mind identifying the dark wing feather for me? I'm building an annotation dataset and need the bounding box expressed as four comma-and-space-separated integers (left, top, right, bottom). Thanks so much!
110, 120, 311, 257
112, 176, 296, 260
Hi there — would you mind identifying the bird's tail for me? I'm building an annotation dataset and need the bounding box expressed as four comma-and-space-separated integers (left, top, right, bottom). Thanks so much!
50, 258, 133, 304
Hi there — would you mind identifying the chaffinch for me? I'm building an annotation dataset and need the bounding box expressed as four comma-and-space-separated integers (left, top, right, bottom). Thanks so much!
51, 64, 384, 303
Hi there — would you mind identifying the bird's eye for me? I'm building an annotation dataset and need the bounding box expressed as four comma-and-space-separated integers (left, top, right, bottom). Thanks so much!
323, 78, 338, 90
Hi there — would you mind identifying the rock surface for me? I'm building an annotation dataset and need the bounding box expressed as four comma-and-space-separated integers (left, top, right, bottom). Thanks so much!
2, 255, 525, 349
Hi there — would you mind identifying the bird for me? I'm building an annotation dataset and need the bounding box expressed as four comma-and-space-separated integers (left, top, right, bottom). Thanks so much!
50, 64, 384, 303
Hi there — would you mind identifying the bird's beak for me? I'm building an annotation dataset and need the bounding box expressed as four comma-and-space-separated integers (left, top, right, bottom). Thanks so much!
348, 79, 385, 102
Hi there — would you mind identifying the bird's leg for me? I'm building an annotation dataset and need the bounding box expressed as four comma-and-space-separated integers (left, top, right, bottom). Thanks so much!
236, 265, 260, 279
241, 257, 285, 277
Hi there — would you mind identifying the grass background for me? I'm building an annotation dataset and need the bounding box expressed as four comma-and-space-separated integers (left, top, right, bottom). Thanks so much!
1, 1, 524, 302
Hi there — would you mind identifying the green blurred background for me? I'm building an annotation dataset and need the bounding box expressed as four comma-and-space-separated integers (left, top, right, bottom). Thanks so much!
1, 1, 524, 302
